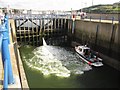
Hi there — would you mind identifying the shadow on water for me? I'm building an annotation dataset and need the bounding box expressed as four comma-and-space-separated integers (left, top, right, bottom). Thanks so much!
19, 39, 120, 88
76, 64, 120, 88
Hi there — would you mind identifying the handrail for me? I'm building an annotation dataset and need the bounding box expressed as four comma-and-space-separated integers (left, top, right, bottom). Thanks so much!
0, 14, 14, 89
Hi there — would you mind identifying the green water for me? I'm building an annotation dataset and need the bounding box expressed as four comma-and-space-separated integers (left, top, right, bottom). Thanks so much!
23, 65, 83, 88
19, 45, 119, 88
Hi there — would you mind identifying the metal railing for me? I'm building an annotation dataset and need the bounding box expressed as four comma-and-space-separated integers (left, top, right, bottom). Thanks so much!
0, 14, 14, 89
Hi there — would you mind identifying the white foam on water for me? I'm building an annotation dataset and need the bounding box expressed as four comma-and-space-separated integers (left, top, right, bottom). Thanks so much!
24, 46, 70, 78
23, 45, 92, 77
22, 38, 92, 77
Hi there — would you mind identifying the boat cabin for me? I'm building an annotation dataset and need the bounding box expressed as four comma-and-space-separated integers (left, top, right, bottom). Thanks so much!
77, 46, 90, 55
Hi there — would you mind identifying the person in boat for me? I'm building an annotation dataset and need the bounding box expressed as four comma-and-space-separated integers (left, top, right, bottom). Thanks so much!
90, 52, 94, 58
84, 49, 91, 58
95, 52, 100, 61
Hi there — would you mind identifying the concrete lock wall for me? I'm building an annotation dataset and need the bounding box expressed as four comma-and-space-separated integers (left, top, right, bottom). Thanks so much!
74, 20, 119, 61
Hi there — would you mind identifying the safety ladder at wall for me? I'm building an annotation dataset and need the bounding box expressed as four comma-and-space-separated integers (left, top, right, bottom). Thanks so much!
0, 14, 14, 90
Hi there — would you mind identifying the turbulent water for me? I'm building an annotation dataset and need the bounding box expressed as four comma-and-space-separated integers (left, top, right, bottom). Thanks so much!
20, 39, 119, 88
21, 43, 92, 78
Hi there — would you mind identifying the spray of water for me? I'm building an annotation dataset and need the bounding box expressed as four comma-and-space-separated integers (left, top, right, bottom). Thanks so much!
42, 38, 47, 46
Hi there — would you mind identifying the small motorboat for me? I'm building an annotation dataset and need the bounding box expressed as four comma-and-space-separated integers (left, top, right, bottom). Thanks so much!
75, 45, 103, 67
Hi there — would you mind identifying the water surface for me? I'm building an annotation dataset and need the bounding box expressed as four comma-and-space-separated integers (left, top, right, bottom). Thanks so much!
19, 45, 119, 88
